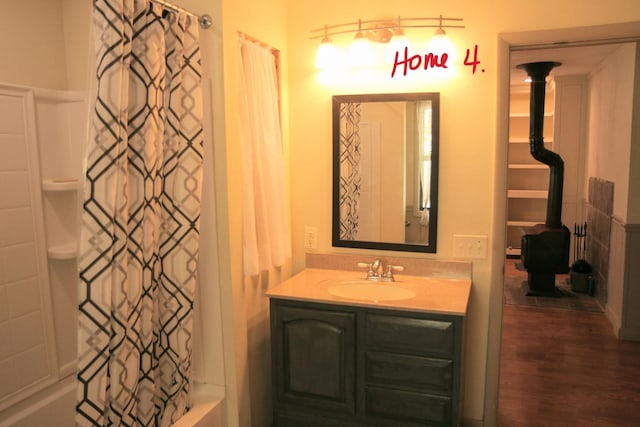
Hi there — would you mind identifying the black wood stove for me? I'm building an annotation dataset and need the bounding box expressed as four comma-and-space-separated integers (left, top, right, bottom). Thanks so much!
517, 61, 570, 297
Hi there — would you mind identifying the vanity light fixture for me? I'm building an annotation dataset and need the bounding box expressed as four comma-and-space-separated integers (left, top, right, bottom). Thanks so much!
427, 15, 455, 57
310, 15, 464, 69
348, 19, 374, 67
315, 25, 340, 69
386, 16, 409, 63
433, 15, 447, 37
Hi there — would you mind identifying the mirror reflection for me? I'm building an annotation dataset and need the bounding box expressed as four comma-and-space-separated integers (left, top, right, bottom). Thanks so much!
332, 92, 439, 253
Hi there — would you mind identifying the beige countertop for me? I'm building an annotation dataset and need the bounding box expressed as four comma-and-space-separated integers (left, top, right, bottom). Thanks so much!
266, 268, 471, 316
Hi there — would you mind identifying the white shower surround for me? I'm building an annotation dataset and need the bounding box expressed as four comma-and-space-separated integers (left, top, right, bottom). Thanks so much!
0, 82, 226, 426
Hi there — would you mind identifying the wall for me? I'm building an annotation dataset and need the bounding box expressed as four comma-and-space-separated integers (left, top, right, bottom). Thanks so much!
588, 41, 640, 341
587, 43, 635, 222
60, 0, 91, 90
0, 0, 67, 89
218, 0, 291, 426
285, 1, 640, 424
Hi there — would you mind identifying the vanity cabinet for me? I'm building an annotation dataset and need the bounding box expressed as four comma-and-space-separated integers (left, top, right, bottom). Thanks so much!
271, 304, 357, 417
270, 298, 465, 426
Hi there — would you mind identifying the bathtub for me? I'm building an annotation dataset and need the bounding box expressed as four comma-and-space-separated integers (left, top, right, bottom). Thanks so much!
0, 378, 224, 427
172, 383, 225, 427
0, 377, 76, 427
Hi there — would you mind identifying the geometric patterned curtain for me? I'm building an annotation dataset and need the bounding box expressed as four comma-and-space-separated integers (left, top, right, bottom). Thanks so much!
339, 102, 361, 240
76, 1, 204, 426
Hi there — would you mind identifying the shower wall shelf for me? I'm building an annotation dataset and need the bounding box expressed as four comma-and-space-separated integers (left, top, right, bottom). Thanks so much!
33, 87, 88, 388
42, 178, 81, 192
47, 243, 79, 260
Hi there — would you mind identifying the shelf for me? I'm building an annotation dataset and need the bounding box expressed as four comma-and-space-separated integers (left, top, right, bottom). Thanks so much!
508, 221, 539, 228
506, 247, 521, 257
507, 82, 556, 257
508, 189, 547, 199
47, 243, 78, 260
509, 112, 554, 118
509, 137, 554, 144
42, 179, 80, 192
508, 164, 548, 170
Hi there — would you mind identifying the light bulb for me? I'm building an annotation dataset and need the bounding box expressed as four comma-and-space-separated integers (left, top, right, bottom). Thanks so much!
348, 32, 373, 67
315, 37, 338, 70
387, 30, 409, 64
428, 29, 454, 60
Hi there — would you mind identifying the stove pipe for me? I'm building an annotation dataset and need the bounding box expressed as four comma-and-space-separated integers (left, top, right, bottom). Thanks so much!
517, 61, 571, 296
516, 61, 563, 228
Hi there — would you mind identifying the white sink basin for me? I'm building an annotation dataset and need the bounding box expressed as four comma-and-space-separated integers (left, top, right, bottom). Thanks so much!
328, 281, 415, 302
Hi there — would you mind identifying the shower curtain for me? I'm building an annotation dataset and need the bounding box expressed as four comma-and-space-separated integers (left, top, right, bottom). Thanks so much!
238, 37, 291, 276
339, 102, 361, 240
76, 1, 204, 426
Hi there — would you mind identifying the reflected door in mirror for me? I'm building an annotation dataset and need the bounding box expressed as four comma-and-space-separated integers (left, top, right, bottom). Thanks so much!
332, 92, 439, 253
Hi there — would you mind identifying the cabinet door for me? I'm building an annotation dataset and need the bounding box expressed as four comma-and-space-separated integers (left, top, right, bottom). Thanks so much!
272, 302, 356, 414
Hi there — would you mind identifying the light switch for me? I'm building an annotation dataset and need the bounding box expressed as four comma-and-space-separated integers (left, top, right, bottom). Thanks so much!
453, 234, 488, 259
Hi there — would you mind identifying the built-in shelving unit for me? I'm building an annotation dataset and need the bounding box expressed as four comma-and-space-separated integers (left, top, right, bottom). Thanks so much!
33, 88, 87, 379
0, 84, 86, 410
506, 84, 555, 257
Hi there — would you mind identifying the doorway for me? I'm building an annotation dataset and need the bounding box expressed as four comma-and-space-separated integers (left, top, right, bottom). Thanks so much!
494, 23, 640, 425
504, 43, 624, 309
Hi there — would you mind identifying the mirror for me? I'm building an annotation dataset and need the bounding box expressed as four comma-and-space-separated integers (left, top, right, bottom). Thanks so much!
332, 92, 439, 253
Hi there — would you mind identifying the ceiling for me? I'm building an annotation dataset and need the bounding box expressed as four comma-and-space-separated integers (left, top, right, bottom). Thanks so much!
509, 43, 625, 85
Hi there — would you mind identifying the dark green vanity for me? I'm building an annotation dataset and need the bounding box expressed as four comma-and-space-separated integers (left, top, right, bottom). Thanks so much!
266, 262, 470, 427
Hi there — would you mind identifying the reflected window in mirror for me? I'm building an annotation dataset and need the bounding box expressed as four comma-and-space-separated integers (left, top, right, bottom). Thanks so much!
332, 93, 439, 253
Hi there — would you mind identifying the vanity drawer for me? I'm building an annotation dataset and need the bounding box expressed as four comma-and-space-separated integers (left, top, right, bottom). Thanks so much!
365, 313, 455, 356
364, 351, 453, 392
365, 386, 452, 426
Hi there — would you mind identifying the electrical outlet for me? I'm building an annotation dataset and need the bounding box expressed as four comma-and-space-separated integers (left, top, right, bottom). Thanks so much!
304, 226, 318, 249
453, 234, 488, 259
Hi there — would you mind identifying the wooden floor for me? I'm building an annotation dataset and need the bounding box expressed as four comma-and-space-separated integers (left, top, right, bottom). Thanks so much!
499, 291, 640, 425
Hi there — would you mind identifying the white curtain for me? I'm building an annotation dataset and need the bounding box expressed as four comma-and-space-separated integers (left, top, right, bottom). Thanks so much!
238, 37, 291, 276
77, 1, 205, 425
417, 100, 432, 227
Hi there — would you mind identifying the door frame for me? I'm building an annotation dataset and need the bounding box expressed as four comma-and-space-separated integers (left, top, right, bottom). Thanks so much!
486, 21, 640, 426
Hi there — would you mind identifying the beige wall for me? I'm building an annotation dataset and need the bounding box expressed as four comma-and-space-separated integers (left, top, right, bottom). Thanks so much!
587, 43, 636, 221
61, 0, 91, 90
0, 0, 67, 89
219, 0, 291, 426
286, 1, 640, 424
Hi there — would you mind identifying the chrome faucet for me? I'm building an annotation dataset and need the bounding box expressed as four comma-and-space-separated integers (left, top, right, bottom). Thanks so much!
358, 259, 404, 282
371, 258, 382, 277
